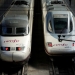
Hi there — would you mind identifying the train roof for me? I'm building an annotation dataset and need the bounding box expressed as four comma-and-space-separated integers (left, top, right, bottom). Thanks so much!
46, 0, 69, 12
2, 15, 28, 27
4, 5, 29, 16
1, 0, 31, 27
4, 0, 30, 17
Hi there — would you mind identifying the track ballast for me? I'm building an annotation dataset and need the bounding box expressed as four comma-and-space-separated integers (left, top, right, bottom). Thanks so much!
49, 57, 75, 75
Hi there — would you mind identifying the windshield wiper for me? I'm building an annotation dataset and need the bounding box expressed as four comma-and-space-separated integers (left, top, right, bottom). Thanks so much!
58, 35, 75, 42
59, 26, 67, 34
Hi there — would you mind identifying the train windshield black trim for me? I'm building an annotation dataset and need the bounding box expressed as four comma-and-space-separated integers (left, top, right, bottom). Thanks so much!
16, 27, 26, 34
14, 1, 29, 5
2, 27, 12, 34
54, 18, 68, 34
51, 1, 63, 4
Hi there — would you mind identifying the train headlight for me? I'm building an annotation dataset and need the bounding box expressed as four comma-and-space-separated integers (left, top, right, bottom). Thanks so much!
72, 43, 74, 46
1, 47, 10, 51
16, 47, 25, 51
48, 42, 52, 47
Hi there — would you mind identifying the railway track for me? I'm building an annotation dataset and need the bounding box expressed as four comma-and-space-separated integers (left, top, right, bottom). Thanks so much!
0, 61, 28, 75
49, 57, 75, 75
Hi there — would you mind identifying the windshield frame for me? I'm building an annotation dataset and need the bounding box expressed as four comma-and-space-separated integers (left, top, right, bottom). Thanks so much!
47, 13, 73, 35
1, 26, 29, 36
16, 27, 27, 35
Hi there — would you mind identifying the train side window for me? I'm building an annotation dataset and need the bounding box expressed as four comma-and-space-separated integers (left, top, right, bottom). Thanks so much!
14, 1, 28, 5
28, 26, 29, 33
51, 1, 63, 4
28, 10, 30, 19
48, 20, 53, 32
26, 25, 29, 34
2, 27, 12, 34
69, 20, 73, 32
0, 26, 1, 34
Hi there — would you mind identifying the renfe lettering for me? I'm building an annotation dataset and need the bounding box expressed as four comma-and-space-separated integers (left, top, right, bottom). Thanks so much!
52, 44, 68, 46
4, 39, 19, 43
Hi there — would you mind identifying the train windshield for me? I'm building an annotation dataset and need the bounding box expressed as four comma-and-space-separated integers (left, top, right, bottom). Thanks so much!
16, 28, 26, 34
2, 27, 12, 34
54, 18, 68, 33
2, 27, 29, 36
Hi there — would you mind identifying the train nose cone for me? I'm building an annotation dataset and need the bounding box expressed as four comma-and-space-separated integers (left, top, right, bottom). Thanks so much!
13, 52, 27, 62
1, 52, 13, 62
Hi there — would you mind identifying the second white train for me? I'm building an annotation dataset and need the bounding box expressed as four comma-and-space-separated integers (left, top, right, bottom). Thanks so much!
42, 0, 75, 56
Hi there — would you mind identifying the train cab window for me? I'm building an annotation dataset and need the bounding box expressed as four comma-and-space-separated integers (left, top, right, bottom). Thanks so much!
16, 27, 29, 35
48, 20, 53, 32
54, 18, 68, 34
2, 27, 12, 34
16, 28, 26, 34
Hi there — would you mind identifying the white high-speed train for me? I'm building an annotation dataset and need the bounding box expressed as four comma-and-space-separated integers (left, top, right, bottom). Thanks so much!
0, 0, 34, 64
42, 0, 75, 56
